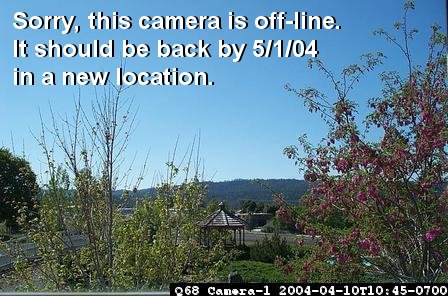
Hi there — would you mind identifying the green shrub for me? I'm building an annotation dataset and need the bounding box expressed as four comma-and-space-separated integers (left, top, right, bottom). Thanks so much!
262, 225, 275, 233
218, 260, 295, 283
249, 233, 291, 263
291, 245, 312, 259
230, 245, 251, 261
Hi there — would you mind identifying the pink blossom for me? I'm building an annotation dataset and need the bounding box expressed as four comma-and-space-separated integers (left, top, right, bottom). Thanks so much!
306, 158, 314, 168
354, 211, 363, 218
283, 45, 446, 280
370, 242, 380, 255
298, 276, 308, 283
340, 237, 349, 246
358, 239, 370, 250
306, 228, 316, 237
311, 186, 325, 195
386, 214, 398, 223
437, 204, 448, 213
273, 194, 285, 206
334, 158, 350, 172
274, 258, 283, 268
352, 174, 361, 183
368, 187, 380, 200
329, 245, 338, 254
283, 264, 293, 275
350, 229, 360, 239
337, 254, 349, 265
420, 182, 432, 190
276, 208, 287, 218
423, 227, 442, 242
302, 262, 310, 272
350, 134, 359, 143
373, 165, 382, 174
276, 207, 295, 224
305, 172, 318, 182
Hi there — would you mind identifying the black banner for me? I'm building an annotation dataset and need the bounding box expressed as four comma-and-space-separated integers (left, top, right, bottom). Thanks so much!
170, 283, 448, 296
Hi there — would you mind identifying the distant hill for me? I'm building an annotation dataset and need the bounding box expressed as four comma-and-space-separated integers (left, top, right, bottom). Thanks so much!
204, 179, 307, 206
115, 179, 308, 208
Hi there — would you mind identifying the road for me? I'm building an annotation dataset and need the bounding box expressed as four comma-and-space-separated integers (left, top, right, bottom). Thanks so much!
0, 235, 86, 272
243, 231, 318, 246
1, 231, 316, 272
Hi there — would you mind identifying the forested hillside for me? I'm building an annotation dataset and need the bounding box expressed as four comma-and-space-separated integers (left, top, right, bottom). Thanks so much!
205, 179, 307, 206
116, 179, 308, 207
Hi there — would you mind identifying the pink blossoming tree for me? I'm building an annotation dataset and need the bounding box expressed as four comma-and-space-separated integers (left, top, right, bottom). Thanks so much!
283, 2, 447, 282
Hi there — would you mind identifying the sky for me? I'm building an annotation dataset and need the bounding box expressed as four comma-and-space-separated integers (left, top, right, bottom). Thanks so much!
0, 0, 446, 188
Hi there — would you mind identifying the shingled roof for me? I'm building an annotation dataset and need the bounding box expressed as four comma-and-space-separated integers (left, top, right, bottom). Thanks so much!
200, 202, 247, 228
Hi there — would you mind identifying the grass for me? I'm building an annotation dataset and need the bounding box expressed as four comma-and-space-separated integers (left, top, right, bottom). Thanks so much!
218, 260, 296, 283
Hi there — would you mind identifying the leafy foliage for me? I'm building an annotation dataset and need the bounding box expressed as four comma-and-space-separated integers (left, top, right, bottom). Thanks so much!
249, 232, 291, 263
113, 177, 227, 289
9, 165, 226, 291
4, 86, 227, 291
284, 2, 447, 282
218, 260, 296, 283
0, 148, 38, 231
239, 200, 278, 214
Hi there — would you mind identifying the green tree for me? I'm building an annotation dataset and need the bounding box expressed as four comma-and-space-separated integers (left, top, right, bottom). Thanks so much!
114, 174, 227, 289
0, 148, 38, 231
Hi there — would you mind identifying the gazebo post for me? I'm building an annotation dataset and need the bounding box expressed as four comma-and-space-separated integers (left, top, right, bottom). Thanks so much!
207, 228, 210, 249
238, 229, 242, 246
201, 228, 204, 246
243, 228, 245, 246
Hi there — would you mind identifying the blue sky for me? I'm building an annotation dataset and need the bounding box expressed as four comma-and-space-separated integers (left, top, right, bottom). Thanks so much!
0, 0, 446, 187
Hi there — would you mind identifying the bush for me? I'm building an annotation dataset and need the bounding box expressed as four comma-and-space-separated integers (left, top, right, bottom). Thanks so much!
291, 245, 312, 259
0, 235, 10, 242
230, 245, 251, 261
249, 233, 291, 263
218, 260, 295, 283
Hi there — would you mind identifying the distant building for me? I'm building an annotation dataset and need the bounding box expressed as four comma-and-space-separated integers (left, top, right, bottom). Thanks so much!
120, 207, 134, 216
236, 212, 273, 230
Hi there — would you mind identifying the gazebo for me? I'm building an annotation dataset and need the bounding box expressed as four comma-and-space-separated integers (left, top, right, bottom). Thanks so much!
199, 202, 247, 248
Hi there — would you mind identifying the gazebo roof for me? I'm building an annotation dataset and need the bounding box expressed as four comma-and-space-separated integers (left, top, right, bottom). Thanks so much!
200, 202, 247, 228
